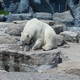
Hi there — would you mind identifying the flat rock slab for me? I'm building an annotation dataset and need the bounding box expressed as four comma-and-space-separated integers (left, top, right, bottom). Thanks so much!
59, 43, 80, 62
0, 72, 80, 80
0, 44, 61, 72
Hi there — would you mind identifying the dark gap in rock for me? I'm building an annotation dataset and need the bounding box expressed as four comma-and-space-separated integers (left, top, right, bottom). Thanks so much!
14, 66, 20, 72
4, 65, 9, 72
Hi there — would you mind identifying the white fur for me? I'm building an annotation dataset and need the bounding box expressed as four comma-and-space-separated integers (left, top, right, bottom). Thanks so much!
20, 18, 57, 50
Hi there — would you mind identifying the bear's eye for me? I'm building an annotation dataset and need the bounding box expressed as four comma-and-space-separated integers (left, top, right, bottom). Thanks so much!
27, 35, 29, 38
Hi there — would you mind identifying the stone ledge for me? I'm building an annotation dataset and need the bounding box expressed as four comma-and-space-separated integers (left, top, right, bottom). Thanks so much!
0, 44, 62, 72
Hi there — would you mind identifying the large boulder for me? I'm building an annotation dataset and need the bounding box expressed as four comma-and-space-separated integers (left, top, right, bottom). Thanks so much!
60, 31, 79, 42
53, 11, 74, 23
56, 35, 65, 46
0, 48, 61, 72
0, 22, 25, 36
5, 23, 25, 36
51, 22, 66, 34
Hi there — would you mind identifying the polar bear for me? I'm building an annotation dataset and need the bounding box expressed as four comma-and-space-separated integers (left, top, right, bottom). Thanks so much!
20, 18, 57, 51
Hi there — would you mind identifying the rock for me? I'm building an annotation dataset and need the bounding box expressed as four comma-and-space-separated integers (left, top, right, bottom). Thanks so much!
73, 6, 80, 27
20, 64, 37, 72
60, 31, 79, 42
30, 0, 53, 13
37, 64, 54, 72
3, 0, 19, 13
0, 48, 61, 72
0, 44, 23, 51
67, 27, 80, 38
56, 35, 65, 46
0, 70, 7, 72
67, 27, 80, 32
3, 0, 53, 13
0, 35, 17, 44
5, 22, 25, 36
53, 11, 74, 23
33, 12, 52, 20
0, 1, 3, 9
51, 22, 66, 34
57, 61, 80, 75
0, 22, 9, 34
0, 72, 80, 80
8, 2, 19, 13
6, 13, 32, 22
17, 0, 29, 13
0, 15, 6, 22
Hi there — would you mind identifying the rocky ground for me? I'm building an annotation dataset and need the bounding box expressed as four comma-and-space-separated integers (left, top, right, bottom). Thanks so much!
0, 19, 80, 80
0, 72, 80, 80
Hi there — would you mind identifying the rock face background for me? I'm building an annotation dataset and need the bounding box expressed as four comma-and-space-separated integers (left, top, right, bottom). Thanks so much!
0, 0, 78, 13
0, 0, 80, 27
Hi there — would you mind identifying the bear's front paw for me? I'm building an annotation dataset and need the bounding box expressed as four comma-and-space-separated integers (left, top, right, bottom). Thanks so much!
42, 45, 56, 51
42, 46, 50, 51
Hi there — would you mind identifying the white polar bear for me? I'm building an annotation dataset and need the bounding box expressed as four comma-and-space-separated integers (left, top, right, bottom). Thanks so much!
20, 18, 57, 51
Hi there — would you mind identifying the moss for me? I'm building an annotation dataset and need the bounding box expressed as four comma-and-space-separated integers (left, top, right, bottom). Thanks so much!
0, 10, 9, 15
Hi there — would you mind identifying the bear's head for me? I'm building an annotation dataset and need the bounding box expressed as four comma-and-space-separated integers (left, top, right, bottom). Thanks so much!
20, 32, 32, 45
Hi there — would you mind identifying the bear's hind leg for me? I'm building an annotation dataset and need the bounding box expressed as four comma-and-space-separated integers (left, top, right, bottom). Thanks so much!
42, 38, 57, 51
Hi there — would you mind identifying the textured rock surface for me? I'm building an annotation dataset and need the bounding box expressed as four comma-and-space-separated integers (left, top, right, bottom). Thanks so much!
6, 13, 32, 22
53, 11, 74, 23
17, 0, 29, 13
33, 12, 52, 20
0, 72, 80, 80
1, 0, 53, 13
74, 6, 80, 27
0, 35, 17, 44
56, 35, 65, 46
60, 31, 79, 42
5, 22, 25, 36
51, 22, 66, 34
0, 47, 61, 72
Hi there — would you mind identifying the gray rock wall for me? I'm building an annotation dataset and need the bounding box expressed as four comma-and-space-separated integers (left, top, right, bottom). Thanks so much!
1, 0, 79, 13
